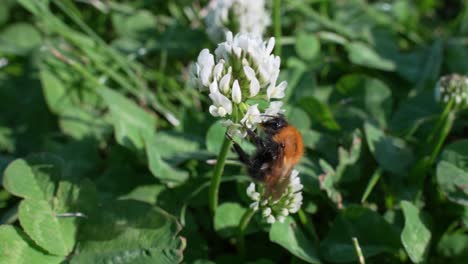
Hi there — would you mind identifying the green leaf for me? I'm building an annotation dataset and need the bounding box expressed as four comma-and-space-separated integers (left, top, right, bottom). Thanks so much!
18, 199, 77, 256
112, 10, 157, 39
39, 70, 72, 114
445, 40, 468, 74
298, 97, 340, 131
70, 200, 185, 264
145, 134, 189, 186
440, 140, 468, 171
0, 23, 41, 55
3, 155, 63, 200
364, 122, 413, 175
333, 74, 392, 127
151, 131, 205, 164
286, 106, 311, 131
0, 126, 14, 153
346, 42, 396, 71
270, 217, 321, 264
400, 201, 431, 263
99, 88, 157, 151
59, 108, 111, 140
206, 121, 226, 153
0, 225, 63, 264
437, 230, 468, 261
436, 161, 468, 206
320, 206, 400, 262
17, 0, 49, 15
295, 33, 321, 61
390, 91, 441, 134
214, 203, 246, 238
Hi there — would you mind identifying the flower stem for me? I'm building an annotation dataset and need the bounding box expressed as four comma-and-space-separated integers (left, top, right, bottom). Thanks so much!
297, 209, 319, 243
428, 111, 455, 165
237, 208, 256, 257
209, 134, 232, 213
352, 237, 366, 264
409, 100, 455, 187
426, 99, 454, 144
273, 0, 282, 57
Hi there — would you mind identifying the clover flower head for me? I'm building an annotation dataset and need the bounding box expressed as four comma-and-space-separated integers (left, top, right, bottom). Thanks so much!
191, 32, 287, 137
203, 0, 271, 42
435, 74, 468, 108
246, 169, 303, 224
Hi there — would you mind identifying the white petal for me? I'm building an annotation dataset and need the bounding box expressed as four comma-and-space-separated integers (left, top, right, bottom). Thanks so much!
241, 104, 261, 128
197, 49, 214, 67
251, 192, 260, 201
262, 207, 272, 217
246, 182, 256, 197
209, 88, 232, 115
200, 67, 213, 87
266, 37, 275, 54
277, 215, 286, 223
209, 105, 219, 117
233, 46, 242, 58
213, 61, 224, 80
266, 215, 276, 224
264, 101, 284, 116
291, 177, 301, 186
232, 80, 242, 103
209, 81, 219, 94
219, 73, 232, 94
226, 31, 233, 42
249, 78, 260, 97
290, 169, 299, 179
216, 107, 226, 117
250, 201, 259, 211
267, 81, 287, 99
243, 65, 256, 80
292, 183, 303, 193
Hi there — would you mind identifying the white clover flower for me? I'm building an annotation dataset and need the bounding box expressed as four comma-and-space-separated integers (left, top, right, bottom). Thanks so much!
245, 169, 303, 224
203, 0, 271, 42
240, 104, 261, 129
208, 82, 232, 117
435, 74, 468, 108
191, 32, 287, 137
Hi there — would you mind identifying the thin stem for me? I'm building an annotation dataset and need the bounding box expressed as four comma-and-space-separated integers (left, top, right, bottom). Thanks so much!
297, 209, 319, 243
209, 134, 233, 213
273, 0, 282, 56
409, 101, 455, 193
352, 237, 365, 264
361, 168, 381, 203
428, 111, 455, 164
237, 208, 256, 257
426, 99, 454, 144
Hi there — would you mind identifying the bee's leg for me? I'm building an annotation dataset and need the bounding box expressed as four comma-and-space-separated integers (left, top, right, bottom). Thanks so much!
244, 127, 266, 148
226, 133, 251, 165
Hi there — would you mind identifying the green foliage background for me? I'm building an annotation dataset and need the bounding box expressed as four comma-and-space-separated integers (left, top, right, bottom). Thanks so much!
0, 0, 467, 263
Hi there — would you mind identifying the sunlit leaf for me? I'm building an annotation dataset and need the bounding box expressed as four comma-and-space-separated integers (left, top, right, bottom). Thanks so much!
0, 225, 63, 264
270, 217, 321, 264
400, 201, 431, 263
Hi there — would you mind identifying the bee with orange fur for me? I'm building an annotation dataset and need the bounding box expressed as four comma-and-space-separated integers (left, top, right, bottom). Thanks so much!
228, 114, 304, 199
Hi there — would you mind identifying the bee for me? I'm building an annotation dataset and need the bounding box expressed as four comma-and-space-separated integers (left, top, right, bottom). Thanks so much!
228, 114, 304, 200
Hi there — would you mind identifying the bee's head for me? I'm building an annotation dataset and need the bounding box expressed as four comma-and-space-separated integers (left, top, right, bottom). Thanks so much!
261, 114, 288, 134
